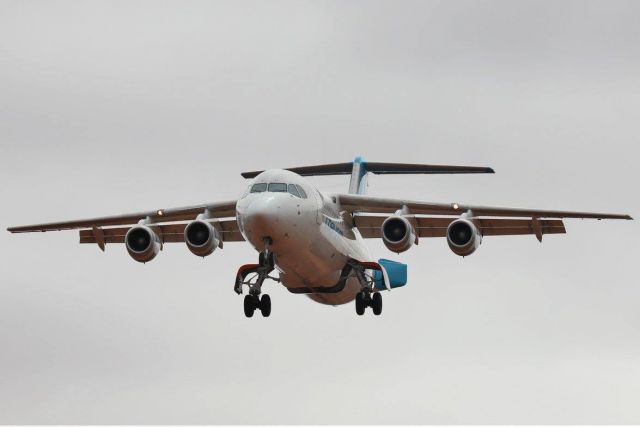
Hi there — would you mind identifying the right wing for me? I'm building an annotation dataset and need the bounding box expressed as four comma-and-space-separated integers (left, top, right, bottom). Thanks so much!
7, 200, 243, 249
7, 200, 237, 233
78, 220, 244, 245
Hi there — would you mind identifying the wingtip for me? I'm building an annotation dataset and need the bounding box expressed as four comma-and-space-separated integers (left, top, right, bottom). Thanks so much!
486, 168, 496, 174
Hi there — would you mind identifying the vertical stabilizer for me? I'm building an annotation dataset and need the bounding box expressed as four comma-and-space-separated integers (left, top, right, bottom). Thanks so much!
348, 156, 368, 195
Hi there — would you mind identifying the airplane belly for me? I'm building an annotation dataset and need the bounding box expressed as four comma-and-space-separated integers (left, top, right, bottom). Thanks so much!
276, 222, 370, 305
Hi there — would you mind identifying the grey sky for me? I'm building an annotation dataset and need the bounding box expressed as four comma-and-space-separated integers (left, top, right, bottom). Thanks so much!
1, 0, 639, 423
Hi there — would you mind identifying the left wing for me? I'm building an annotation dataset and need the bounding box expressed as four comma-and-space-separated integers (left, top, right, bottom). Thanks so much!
338, 194, 633, 220
355, 216, 567, 239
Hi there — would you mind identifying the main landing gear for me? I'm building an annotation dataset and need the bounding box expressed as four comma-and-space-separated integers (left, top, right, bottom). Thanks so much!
235, 238, 278, 318
350, 260, 384, 316
355, 291, 382, 316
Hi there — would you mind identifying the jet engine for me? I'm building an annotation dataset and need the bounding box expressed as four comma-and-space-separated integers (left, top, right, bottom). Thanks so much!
125, 225, 161, 263
446, 218, 482, 256
381, 215, 416, 253
184, 220, 220, 257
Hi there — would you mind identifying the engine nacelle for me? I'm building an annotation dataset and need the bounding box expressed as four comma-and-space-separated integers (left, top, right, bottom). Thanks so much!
184, 220, 220, 257
381, 215, 416, 253
125, 225, 161, 263
446, 218, 482, 256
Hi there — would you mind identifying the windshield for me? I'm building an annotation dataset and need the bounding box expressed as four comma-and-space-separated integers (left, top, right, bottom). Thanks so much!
250, 183, 267, 193
267, 183, 288, 192
246, 182, 306, 198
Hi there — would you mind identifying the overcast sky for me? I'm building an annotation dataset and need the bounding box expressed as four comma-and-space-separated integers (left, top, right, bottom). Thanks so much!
1, 0, 639, 424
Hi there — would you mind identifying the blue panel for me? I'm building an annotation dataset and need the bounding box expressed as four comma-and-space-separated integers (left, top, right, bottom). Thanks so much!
373, 259, 408, 290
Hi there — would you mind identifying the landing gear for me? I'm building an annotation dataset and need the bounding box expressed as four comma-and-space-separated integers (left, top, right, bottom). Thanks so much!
354, 291, 383, 316
236, 238, 278, 318
243, 294, 271, 318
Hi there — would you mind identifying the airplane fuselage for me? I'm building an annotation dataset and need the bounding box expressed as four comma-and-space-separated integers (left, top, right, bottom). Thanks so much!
235, 169, 370, 305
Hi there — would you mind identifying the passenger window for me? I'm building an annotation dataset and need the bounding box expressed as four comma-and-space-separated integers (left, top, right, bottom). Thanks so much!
250, 183, 267, 193
296, 185, 308, 199
288, 184, 301, 198
268, 183, 288, 193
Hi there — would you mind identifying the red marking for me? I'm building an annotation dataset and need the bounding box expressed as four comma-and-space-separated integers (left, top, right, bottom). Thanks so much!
237, 263, 260, 277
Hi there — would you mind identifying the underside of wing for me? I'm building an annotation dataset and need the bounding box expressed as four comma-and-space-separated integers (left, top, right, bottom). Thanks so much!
355, 215, 566, 238
78, 219, 244, 245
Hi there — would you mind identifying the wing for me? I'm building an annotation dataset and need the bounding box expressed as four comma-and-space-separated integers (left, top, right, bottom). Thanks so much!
78, 219, 244, 246
7, 201, 244, 248
338, 194, 632, 220
7, 201, 237, 233
355, 215, 566, 239
339, 194, 631, 241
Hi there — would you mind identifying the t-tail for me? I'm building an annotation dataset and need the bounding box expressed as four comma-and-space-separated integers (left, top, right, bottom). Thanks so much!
241, 157, 495, 195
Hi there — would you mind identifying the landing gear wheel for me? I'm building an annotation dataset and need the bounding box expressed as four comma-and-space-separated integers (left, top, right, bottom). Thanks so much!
260, 294, 271, 317
372, 292, 382, 316
243, 295, 256, 318
355, 292, 366, 316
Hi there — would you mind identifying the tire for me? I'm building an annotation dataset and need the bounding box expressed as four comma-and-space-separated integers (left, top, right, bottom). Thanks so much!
260, 294, 271, 317
243, 295, 255, 318
355, 293, 365, 316
372, 292, 382, 316
234, 274, 243, 294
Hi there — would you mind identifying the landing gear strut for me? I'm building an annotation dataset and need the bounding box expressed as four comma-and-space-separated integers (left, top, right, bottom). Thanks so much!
350, 261, 384, 316
235, 238, 278, 318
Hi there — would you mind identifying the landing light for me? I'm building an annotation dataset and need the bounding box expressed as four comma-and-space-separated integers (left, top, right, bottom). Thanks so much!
157, 209, 164, 216
453, 203, 459, 210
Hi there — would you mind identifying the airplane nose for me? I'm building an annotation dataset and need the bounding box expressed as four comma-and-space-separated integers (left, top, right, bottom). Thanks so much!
243, 196, 283, 243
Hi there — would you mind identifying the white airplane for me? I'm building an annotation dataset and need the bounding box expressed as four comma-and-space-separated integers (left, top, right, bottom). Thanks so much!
8, 157, 633, 317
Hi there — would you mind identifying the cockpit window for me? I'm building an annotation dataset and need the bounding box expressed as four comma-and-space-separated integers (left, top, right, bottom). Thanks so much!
250, 183, 267, 193
268, 183, 288, 192
296, 185, 308, 199
288, 184, 301, 198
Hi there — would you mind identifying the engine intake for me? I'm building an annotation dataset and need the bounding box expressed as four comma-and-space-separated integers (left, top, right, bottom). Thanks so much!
184, 220, 220, 257
125, 225, 161, 263
382, 215, 416, 253
446, 218, 482, 256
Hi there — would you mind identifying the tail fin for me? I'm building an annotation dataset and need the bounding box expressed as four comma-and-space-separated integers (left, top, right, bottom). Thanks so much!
241, 157, 494, 195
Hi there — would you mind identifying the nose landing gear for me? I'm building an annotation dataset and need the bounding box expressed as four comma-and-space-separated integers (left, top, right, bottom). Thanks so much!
243, 293, 272, 318
235, 239, 278, 318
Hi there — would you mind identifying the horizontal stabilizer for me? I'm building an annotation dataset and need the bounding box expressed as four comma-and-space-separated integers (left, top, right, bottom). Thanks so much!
241, 163, 354, 178
363, 162, 494, 175
241, 161, 493, 179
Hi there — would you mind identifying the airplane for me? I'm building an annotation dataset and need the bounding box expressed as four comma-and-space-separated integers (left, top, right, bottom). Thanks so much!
7, 157, 633, 318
